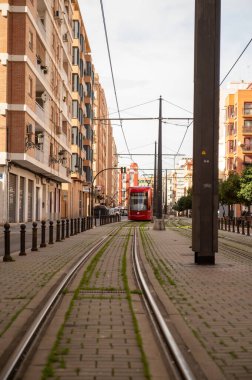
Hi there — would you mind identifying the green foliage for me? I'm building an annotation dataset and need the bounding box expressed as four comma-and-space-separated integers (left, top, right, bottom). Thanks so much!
172, 192, 192, 212
238, 165, 252, 206
219, 172, 241, 206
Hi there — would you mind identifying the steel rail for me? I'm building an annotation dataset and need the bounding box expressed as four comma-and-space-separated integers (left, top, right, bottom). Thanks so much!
1, 230, 118, 380
132, 228, 196, 380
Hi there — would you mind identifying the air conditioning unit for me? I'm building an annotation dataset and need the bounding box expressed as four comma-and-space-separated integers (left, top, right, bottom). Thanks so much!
41, 177, 47, 185
54, 10, 60, 18
63, 33, 68, 42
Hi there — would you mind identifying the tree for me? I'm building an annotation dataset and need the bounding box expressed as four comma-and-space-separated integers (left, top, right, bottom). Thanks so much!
219, 172, 241, 217
238, 165, 252, 210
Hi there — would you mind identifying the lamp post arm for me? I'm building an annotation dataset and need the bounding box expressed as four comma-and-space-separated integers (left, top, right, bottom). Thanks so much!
91, 167, 120, 218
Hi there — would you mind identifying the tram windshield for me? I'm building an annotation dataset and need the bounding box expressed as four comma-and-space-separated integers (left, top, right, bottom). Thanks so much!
130, 192, 148, 211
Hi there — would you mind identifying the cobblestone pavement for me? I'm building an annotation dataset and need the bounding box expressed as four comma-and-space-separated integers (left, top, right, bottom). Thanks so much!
140, 222, 252, 380
0, 225, 115, 359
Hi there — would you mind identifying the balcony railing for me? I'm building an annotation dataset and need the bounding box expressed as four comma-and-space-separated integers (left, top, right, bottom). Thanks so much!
242, 125, 252, 134
241, 145, 252, 152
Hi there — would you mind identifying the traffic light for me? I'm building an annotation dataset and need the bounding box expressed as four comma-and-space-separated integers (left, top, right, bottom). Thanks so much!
120, 167, 126, 174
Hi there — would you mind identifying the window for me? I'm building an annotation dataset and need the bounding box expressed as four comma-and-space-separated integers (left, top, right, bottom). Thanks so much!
244, 120, 252, 127
244, 102, 252, 115
71, 153, 78, 172
28, 76, 33, 97
72, 74, 79, 92
71, 127, 78, 144
72, 100, 79, 118
28, 30, 33, 50
73, 20, 80, 39
72, 47, 79, 65
79, 59, 84, 77
80, 34, 84, 52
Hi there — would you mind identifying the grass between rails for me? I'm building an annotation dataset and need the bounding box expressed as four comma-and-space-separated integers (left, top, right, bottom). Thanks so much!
139, 225, 176, 287
41, 226, 149, 379
41, 236, 115, 380
121, 227, 151, 380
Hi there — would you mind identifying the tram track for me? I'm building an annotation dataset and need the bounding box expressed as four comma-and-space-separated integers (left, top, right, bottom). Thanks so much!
1, 221, 202, 380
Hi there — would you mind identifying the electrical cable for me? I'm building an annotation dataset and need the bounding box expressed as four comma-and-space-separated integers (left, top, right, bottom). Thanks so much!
100, 0, 132, 159
220, 37, 252, 86
163, 98, 193, 114
109, 98, 158, 115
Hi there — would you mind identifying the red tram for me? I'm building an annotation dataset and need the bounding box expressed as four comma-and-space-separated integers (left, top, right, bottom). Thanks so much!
128, 186, 153, 221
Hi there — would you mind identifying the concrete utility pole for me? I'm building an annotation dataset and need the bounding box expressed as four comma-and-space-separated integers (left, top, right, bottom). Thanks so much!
153, 141, 157, 217
154, 96, 165, 230
192, 0, 221, 264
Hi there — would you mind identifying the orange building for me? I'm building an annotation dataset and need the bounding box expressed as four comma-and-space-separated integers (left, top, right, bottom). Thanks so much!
118, 163, 138, 207
93, 73, 118, 207
0, 0, 73, 222
62, 0, 94, 218
225, 86, 252, 175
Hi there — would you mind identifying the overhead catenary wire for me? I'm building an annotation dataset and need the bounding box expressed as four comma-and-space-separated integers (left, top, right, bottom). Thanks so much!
220, 37, 252, 86
99, 0, 132, 159
109, 98, 158, 115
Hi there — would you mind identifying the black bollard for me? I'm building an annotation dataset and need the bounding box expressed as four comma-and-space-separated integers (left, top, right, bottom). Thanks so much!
3, 223, 13, 262
56, 220, 61, 242
247, 220, 250, 236
66, 219, 70, 238
241, 219, 245, 235
237, 219, 240, 234
49, 221, 54, 244
31, 222, 38, 251
228, 218, 231, 232
70, 218, 74, 236
81, 217, 84, 232
40, 220, 47, 247
77, 218, 80, 233
232, 218, 235, 233
94, 217, 97, 227
84, 217, 86, 231
74, 218, 77, 234
61, 219, 65, 240
19, 223, 26, 256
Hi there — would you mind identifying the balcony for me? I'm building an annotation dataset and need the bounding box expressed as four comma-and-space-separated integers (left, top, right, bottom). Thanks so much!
242, 125, 252, 134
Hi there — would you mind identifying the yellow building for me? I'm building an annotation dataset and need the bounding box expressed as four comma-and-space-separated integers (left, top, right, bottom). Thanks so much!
225, 86, 252, 175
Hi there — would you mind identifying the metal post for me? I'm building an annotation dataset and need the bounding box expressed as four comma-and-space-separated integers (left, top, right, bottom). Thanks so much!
31, 222, 38, 251
48, 221, 54, 244
192, 0, 221, 265
19, 223, 26, 256
164, 169, 168, 215
84, 217, 86, 231
74, 218, 77, 234
3, 223, 13, 262
40, 220, 46, 247
241, 219, 245, 235
66, 219, 70, 238
56, 220, 61, 242
70, 218, 74, 236
61, 219, 65, 240
77, 218, 80, 233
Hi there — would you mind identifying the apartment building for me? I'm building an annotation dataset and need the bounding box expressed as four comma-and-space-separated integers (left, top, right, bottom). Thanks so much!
225, 84, 252, 175
0, 0, 73, 223
118, 163, 138, 207
61, 0, 94, 218
93, 73, 118, 207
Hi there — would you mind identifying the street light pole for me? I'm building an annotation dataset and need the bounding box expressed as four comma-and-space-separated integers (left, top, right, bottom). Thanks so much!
154, 96, 165, 230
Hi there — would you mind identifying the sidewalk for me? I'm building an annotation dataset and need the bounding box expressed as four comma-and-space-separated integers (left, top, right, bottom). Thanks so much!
141, 223, 252, 380
0, 224, 115, 362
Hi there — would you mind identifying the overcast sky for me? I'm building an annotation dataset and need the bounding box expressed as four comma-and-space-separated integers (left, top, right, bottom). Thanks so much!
80, 1, 252, 174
